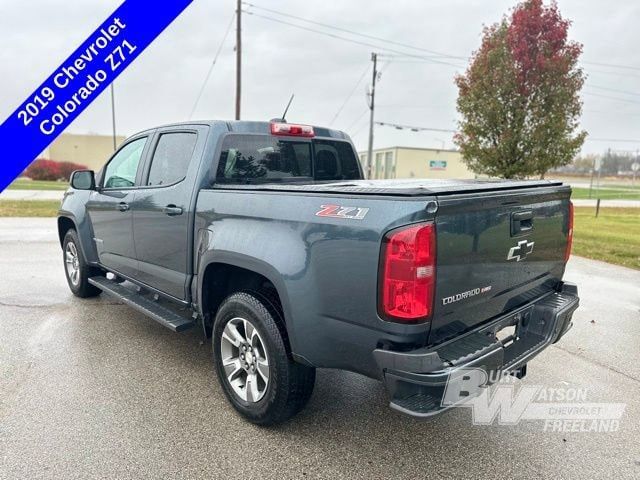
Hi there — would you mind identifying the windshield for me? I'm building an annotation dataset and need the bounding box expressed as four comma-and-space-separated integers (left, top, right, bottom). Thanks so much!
215, 135, 361, 184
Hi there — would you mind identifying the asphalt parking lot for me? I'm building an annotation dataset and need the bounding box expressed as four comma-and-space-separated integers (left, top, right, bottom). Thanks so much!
1, 218, 639, 479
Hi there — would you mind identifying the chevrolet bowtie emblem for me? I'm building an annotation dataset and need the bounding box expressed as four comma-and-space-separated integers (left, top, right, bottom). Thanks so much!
507, 239, 535, 262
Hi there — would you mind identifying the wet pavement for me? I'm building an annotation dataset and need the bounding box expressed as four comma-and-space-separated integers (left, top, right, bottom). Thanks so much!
1, 218, 639, 479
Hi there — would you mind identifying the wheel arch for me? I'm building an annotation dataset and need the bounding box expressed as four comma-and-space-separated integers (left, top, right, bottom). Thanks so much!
57, 215, 76, 247
197, 254, 299, 358
57, 212, 100, 265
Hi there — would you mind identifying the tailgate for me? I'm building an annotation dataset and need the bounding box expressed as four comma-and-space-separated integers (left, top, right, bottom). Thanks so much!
429, 186, 571, 345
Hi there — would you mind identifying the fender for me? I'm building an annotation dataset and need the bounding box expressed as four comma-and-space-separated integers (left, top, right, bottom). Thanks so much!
196, 246, 298, 353
58, 194, 99, 265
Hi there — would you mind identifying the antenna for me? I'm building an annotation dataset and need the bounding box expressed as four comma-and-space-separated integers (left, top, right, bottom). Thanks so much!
281, 94, 294, 122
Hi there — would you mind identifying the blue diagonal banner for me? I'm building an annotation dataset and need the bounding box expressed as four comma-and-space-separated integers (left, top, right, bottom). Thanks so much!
0, 0, 193, 191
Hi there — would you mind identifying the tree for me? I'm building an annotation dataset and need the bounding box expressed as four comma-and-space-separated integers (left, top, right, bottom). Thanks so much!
22, 159, 88, 181
454, 0, 586, 179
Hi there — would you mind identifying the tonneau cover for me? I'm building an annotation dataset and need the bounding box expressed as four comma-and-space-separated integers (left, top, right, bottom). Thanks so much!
212, 178, 565, 197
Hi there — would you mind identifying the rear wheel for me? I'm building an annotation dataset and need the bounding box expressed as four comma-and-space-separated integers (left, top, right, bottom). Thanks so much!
63, 229, 102, 298
212, 292, 315, 425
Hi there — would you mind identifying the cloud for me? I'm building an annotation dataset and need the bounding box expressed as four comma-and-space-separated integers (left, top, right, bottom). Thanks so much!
1, 0, 638, 155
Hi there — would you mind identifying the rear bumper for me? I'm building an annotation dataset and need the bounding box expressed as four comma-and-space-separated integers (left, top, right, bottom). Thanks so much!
374, 282, 579, 418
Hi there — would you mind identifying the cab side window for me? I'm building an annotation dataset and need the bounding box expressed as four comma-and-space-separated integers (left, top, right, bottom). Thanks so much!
147, 132, 198, 186
103, 137, 147, 188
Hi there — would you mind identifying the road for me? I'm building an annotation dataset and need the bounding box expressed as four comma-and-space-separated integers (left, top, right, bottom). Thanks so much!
1, 218, 639, 479
0, 189, 65, 201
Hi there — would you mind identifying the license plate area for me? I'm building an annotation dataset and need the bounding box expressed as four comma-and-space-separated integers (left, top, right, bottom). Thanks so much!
483, 306, 535, 348
495, 325, 517, 346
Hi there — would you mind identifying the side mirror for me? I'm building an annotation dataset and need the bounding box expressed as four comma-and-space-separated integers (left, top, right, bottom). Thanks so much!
70, 170, 96, 190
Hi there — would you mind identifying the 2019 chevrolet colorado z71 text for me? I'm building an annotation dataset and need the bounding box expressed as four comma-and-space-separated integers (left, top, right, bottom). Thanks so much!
58, 120, 579, 425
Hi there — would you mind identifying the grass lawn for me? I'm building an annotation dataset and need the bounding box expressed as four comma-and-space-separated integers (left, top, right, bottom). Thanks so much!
0, 201, 636, 270
573, 207, 639, 270
7, 179, 69, 191
0, 200, 60, 217
572, 186, 640, 200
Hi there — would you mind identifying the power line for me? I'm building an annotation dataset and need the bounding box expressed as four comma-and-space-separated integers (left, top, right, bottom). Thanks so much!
244, 2, 640, 138
189, 13, 236, 120
586, 137, 640, 143
585, 109, 640, 117
245, 1, 640, 76
582, 60, 640, 72
329, 63, 369, 126
376, 121, 456, 134
376, 53, 464, 68
588, 84, 640, 98
242, 2, 466, 61
583, 67, 640, 80
242, 10, 465, 69
350, 120, 369, 139
244, 2, 640, 73
343, 108, 369, 132
584, 91, 640, 105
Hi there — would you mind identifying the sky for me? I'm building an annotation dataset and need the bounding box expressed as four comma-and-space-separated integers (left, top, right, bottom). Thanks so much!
1, 0, 639, 156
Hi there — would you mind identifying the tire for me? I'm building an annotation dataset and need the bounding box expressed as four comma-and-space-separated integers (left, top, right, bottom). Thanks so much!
212, 292, 315, 425
62, 229, 102, 298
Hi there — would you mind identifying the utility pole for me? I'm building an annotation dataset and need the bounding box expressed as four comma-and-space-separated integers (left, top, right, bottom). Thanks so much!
366, 52, 377, 180
110, 83, 117, 151
235, 0, 242, 120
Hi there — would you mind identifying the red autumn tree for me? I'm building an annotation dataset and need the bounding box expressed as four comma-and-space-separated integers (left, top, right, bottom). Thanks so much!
455, 0, 586, 178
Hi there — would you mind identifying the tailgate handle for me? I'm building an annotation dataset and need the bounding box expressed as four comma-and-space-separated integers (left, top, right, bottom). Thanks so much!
511, 210, 533, 236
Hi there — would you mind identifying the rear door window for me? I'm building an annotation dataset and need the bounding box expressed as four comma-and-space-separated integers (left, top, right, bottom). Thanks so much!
147, 132, 198, 186
215, 135, 360, 184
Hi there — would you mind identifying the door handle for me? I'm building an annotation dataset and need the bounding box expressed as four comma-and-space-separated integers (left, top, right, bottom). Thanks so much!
117, 202, 130, 212
163, 204, 183, 216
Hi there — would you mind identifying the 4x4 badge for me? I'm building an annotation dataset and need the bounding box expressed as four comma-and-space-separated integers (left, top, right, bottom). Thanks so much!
507, 239, 535, 262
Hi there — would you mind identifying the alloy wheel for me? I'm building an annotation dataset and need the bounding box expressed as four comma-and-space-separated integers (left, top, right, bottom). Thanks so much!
220, 317, 270, 403
65, 241, 80, 286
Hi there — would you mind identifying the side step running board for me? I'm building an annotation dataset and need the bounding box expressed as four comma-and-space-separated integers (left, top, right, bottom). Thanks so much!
88, 276, 196, 332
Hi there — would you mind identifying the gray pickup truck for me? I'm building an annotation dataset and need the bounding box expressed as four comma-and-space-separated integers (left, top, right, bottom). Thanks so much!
58, 120, 579, 425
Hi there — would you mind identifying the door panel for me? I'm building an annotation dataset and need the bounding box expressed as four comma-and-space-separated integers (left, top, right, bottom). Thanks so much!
86, 135, 149, 278
131, 130, 199, 299
132, 183, 189, 298
86, 190, 137, 277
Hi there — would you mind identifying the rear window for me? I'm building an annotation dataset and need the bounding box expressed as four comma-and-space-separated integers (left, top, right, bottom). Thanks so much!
215, 135, 361, 184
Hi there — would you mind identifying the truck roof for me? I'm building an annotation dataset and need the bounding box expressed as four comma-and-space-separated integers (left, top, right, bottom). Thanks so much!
130, 120, 351, 141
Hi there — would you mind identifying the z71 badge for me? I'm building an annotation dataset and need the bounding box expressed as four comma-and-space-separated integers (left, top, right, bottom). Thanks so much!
316, 204, 369, 220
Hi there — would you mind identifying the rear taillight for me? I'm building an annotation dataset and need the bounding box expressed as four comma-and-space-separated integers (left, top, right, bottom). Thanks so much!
564, 201, 574, 262
270, 122, 314, 137
380, 222, 436, 323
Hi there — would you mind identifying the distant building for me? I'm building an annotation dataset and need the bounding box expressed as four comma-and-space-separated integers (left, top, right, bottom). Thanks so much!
358, 146, 476, 180
40, 133, 126, 170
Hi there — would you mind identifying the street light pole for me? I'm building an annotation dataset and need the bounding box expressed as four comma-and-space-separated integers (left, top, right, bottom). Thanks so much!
235, 0, 242, 120
110, 83, 117, 151
366, 52, 377, 180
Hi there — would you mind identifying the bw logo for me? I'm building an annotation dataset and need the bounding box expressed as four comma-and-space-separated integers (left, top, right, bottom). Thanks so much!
507, 239, 534, 262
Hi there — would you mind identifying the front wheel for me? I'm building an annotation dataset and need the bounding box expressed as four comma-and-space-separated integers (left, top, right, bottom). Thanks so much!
212, 292, 315, 425
62, 229, 102, 298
